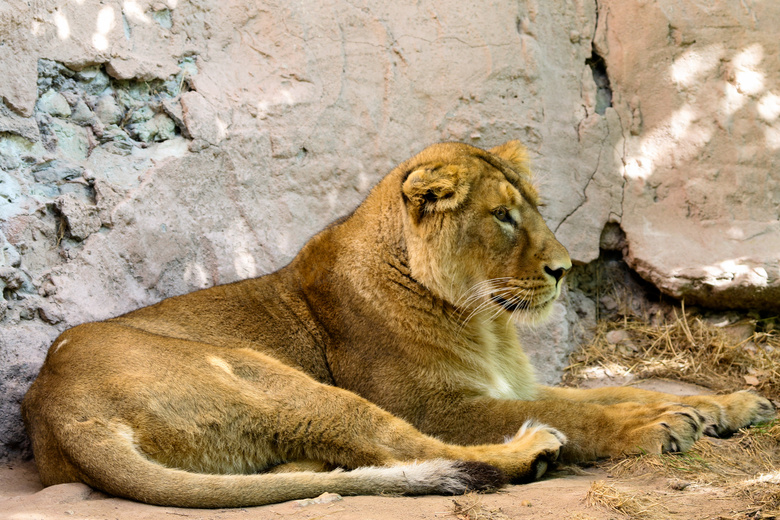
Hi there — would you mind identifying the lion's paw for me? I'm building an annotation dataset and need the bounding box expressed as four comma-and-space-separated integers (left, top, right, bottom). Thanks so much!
610, 402, 705, 456
683, 390, 776, 437
506, 421, 566, 481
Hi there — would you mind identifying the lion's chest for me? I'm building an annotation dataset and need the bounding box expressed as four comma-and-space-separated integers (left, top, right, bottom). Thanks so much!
484, 372, 516, 399
481, 359, 535, 400
461, 322, 537, 401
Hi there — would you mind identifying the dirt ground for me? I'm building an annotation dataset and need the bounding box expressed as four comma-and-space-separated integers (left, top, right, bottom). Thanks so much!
2, 378, 777, 520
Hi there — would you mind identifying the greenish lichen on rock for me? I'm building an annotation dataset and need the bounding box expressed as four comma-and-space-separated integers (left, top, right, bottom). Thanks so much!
0, 57, 199, 337
34, 57, 196, 146
0, 57, 198, 223
36, 90, 71, 118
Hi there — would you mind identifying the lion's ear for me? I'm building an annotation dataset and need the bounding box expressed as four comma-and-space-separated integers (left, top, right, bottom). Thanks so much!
402, 165, 470, 221
489, 140, 532, 178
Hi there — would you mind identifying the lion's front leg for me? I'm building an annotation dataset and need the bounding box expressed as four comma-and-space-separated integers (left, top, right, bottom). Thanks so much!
417, 397, 708, 462
538, 385, 777, 438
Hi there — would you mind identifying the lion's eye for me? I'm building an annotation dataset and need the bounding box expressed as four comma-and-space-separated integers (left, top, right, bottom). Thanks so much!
493, 206, 512, 223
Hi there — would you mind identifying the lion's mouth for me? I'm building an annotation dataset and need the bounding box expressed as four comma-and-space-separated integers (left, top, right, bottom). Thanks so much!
491, 294, 527, 312
491, 293, 555, 313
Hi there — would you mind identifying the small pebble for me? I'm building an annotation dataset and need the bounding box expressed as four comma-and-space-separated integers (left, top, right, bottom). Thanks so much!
669, 479, 691, 491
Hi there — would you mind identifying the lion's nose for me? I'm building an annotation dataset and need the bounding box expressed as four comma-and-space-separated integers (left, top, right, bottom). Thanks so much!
544, 264, 570, 284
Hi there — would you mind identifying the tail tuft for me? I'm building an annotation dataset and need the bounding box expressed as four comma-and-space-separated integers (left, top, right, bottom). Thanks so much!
450, 461, 508, 493
386, 459, 507, 496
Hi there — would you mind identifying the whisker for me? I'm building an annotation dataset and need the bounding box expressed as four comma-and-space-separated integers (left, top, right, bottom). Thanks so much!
508, 287, 535, 328
464, 288, 514, 320
452, 279, 513, 312
452, 277, 554, 334
487, 299, 511, 322
452, 278, 512, 308
480, 289, 519, 324
463, 288, 496, 309
457, 288, 494, 309
456, 287, 516, 333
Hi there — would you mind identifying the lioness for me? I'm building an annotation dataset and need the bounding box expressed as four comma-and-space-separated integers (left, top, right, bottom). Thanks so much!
23, 141, 775, 508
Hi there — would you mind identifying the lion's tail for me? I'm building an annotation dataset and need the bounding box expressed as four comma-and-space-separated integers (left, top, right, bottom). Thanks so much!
59, 423, 506, 508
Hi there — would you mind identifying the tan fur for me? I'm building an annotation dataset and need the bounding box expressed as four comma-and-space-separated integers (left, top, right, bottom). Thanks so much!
22, 141, 775, 508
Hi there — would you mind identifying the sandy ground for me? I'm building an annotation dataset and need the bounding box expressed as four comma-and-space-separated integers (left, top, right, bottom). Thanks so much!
0, 459, 754, 520
1, 380, 766, 520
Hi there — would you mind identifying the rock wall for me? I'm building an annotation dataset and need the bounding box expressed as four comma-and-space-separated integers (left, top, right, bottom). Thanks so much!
600, 0, 780, 310
0, 0, 777, 461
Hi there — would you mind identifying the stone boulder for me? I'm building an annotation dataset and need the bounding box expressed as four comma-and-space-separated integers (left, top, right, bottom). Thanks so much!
600, 0, 780, 309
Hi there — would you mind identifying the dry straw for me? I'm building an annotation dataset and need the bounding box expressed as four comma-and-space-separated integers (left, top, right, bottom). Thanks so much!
601, 424, 780, 517
451, 493, 509, 520
585, 480, 663, 518
565, 303, 780, 401
566, 305, 780, 517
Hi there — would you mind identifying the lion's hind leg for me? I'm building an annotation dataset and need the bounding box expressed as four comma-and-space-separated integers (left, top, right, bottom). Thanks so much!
55, 416, 508, 507
27, 331, 560, 507
260, 375, 565, 485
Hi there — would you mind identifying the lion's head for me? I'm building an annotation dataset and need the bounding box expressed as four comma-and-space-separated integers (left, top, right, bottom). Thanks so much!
400, 140, 571, 323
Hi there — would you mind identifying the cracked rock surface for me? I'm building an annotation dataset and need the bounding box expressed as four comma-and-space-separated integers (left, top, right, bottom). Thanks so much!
0, 0, 778, 463
598, 0, 780, 309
